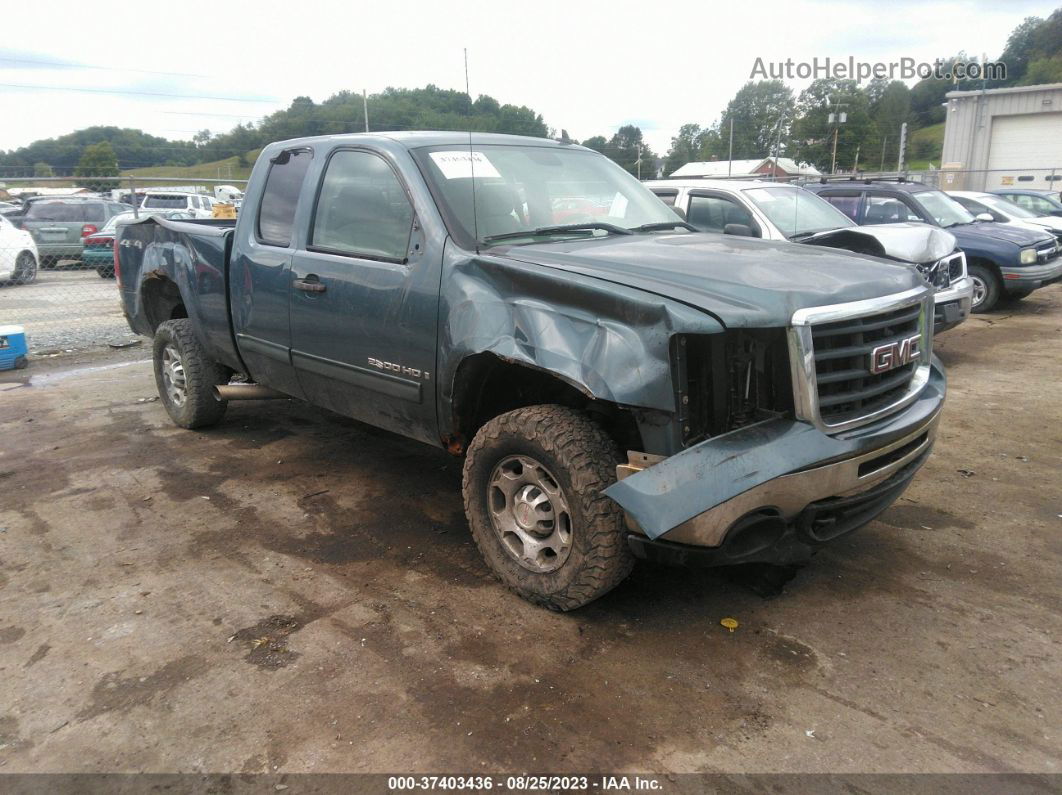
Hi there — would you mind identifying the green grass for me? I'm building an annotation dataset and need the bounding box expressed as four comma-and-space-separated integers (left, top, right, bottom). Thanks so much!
906, 123, 944, 171
121, 151, 259, 181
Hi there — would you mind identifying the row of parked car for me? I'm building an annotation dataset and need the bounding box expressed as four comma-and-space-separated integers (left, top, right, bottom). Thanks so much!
644, 178, 1062, 316
0, 192, 213, 285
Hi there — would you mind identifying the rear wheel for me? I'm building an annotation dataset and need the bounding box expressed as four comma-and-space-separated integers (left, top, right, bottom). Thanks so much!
462, 405, 634, 611
152, 319, 228, 429
12, 251, 37, 284
968, 263, 1001, 313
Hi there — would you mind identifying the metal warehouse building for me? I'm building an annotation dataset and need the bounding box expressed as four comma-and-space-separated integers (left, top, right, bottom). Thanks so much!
940, 83, 1062, 192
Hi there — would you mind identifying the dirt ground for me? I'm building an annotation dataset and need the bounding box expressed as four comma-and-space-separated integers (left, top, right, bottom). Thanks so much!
0, 287, 1059, 776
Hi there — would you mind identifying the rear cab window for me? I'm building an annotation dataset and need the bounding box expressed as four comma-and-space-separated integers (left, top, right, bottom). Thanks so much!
257, 149, 314, 246
144, 195, 190, 210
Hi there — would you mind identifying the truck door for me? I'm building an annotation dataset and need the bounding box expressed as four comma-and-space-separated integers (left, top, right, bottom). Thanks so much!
288, 147, 440, 445
229, 147, 314, 398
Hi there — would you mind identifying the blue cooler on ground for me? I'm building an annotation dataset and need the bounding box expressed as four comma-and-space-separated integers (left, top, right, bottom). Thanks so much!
0, 325, 28, 370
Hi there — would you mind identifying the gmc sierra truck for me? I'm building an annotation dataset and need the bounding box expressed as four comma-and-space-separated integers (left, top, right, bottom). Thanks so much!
117, 132, 946, 610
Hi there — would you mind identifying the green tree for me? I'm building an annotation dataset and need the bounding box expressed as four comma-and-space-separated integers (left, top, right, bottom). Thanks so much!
33, 162, 54, 177
870, 81, 912, 166
717, 80, 795, 159
792, 79, 878, 173
664, 123, 703, 175
74, 141, 120, 191
998, 16, 1044, 84
581, 136, 608, 154
604, 125, 656, 178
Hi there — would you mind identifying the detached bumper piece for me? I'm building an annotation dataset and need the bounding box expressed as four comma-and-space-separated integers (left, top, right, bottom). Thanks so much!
627, 449, 929, 568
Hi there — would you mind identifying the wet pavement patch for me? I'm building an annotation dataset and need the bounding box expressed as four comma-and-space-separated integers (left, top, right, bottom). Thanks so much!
230, 615, 303, 670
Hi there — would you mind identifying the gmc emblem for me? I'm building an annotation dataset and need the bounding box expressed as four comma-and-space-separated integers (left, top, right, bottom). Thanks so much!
869, 334, 921, 374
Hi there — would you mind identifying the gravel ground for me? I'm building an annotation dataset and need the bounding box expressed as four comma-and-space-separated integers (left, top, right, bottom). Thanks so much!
0, 285, 1058, 777
0, 266, 139, 352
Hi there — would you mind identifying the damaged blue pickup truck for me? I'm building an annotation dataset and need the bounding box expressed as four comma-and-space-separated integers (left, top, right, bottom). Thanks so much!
117, 132, 945, 610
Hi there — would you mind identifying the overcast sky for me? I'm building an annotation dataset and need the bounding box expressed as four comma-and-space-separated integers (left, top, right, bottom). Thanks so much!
1, 0, 1057, 159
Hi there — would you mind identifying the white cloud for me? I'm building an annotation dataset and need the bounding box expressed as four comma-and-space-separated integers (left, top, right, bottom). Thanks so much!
1, 0, 1055, 157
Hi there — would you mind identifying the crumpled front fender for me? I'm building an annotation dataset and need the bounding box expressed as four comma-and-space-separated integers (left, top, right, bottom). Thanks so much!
605, 357, 946, 541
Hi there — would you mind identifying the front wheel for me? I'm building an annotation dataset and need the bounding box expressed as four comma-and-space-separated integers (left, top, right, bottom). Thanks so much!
968, 263, 1001, 313
462, 405, 634, 611
152, 319, 229, 429
12, 251, 37, 284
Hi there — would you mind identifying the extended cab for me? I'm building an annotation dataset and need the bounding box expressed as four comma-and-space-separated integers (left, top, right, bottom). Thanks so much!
117, 133, 946, 610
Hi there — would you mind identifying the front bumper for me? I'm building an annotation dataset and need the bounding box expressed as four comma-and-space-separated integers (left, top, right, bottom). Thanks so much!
999, 259, 1062, 292
34, 243, 83, 258
605, 357, 946, 567
82, 249, 114, 267
933, 276, 973, 333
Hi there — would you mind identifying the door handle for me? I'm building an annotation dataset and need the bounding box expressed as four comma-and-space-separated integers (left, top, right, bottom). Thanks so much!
293, 276, 326, 293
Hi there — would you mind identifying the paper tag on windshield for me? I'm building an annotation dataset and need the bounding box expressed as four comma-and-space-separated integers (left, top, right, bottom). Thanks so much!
430, 151, 501, 180
607, 193, 629, 218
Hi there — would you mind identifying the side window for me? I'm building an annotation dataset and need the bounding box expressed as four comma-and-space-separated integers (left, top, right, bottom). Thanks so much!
190, 196, 200, 210
311, 150, 413, 261
864, 195, 916, 224
1023, 196, 1052, 214
258, 149, 313, 246
820, 193, 861, 221
651, 190, 678, 207
687, 194, 753, 233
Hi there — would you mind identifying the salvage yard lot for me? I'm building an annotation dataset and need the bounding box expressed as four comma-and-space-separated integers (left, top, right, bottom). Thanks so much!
0, 269, 138, 352
0, 287, 1059, 774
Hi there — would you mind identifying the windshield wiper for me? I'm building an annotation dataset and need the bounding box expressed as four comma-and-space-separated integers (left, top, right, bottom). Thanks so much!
483, 222, 634, 244
629, 220, 697, 233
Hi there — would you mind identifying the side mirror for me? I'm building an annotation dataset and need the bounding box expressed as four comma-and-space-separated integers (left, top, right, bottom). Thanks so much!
724, 223, 755, 237
671, 206, 687, 220
975, 212, 994, 222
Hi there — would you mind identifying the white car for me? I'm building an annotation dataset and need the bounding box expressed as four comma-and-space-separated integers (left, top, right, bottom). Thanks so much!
0, 213, 39, 284
947, 190, 1062, 241
140, 192, 215, 219
645, 178, 974, 333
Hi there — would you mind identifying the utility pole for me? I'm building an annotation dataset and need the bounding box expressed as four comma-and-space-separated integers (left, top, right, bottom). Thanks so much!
853, 143, 860, 174
897, 122, 908, 173
880, 135, 888, 173
727, 117, 734, 176
363, 89, 369, 133
828, 100, 848, 175
772, 109, 787, 181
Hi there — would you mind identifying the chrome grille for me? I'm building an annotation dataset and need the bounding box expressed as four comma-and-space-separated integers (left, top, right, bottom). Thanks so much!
1036, 241, 1059, 264
789, 288, 933, 433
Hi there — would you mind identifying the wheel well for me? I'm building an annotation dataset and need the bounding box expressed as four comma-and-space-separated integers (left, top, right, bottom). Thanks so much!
447, 353, 643, 456
966, 257, 1001, 281
140, 275, 187, 332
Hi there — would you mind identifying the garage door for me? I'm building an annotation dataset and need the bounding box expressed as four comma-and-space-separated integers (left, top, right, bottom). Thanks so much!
985, 112, 1062, 190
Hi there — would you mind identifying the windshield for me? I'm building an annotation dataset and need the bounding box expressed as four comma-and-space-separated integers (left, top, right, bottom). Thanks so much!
741, 185, 854, 238
979, 194, 1038, 219
413, 144, 685, 247
916, 190, 975, 227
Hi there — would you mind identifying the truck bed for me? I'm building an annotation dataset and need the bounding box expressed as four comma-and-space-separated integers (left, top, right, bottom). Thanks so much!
117, 216, 243, 372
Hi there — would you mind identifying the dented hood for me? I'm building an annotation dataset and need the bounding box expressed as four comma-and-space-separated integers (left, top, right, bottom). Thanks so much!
494, 232, 922, 328
805, 223, 956, 264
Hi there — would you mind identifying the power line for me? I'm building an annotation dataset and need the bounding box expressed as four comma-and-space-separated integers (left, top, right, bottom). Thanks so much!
0, 55, 208, 79
0, 83, 281, 103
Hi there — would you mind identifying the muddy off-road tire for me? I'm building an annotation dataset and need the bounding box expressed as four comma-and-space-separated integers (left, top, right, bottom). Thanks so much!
463, 405, 634, 610
152, 319, 228, 429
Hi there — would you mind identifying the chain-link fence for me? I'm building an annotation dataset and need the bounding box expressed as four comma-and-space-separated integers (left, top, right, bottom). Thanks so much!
0, 176, 246, 355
